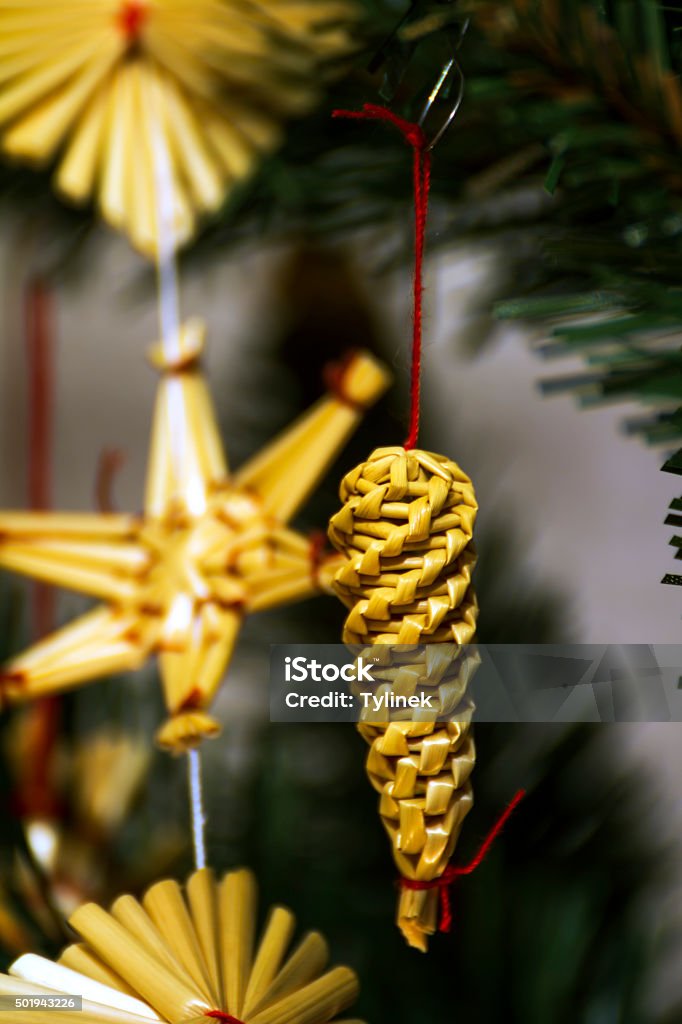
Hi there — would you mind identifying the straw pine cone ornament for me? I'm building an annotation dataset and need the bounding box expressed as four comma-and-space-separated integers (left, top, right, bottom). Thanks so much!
0, 868, 362, 1024
0, 0, 357, 256
328, 446, 479, 951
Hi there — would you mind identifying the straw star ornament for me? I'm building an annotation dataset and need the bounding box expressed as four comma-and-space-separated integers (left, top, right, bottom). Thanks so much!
0, 319, 389, 752
0, 0, 357, 256
0, 867, 363, 1024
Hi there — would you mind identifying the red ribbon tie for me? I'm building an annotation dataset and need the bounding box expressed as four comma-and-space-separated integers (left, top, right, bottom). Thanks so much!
400, 788, 526, 932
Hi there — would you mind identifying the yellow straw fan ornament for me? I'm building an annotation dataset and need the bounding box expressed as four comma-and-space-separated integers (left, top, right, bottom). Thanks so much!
0, 0, 357, 256
0, 319, 390, 753
328, 445, 480, 951
0, 867, 363, 1024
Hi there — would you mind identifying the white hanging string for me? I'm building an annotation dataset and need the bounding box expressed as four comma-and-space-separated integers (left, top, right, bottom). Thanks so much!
149, 80, 208, 871
187, 747, 207, 870
148, 75, 203, 512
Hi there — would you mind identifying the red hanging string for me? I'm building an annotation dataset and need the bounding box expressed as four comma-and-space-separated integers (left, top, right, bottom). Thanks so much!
25, 276, 55, 637
19, 276, 62, 820
205, 1012, 245, 1024
332, 104, 431, 450
400, 788, 526, 932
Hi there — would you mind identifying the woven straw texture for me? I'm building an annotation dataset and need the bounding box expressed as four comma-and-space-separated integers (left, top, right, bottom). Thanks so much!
328, 446, 479, 951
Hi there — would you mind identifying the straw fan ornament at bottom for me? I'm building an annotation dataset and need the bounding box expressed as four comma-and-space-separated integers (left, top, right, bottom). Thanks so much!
0, 868, 362, 1024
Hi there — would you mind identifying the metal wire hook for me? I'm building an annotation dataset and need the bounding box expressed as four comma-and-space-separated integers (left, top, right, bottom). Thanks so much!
416, 14, 468, 151
418, 53, 465, 152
